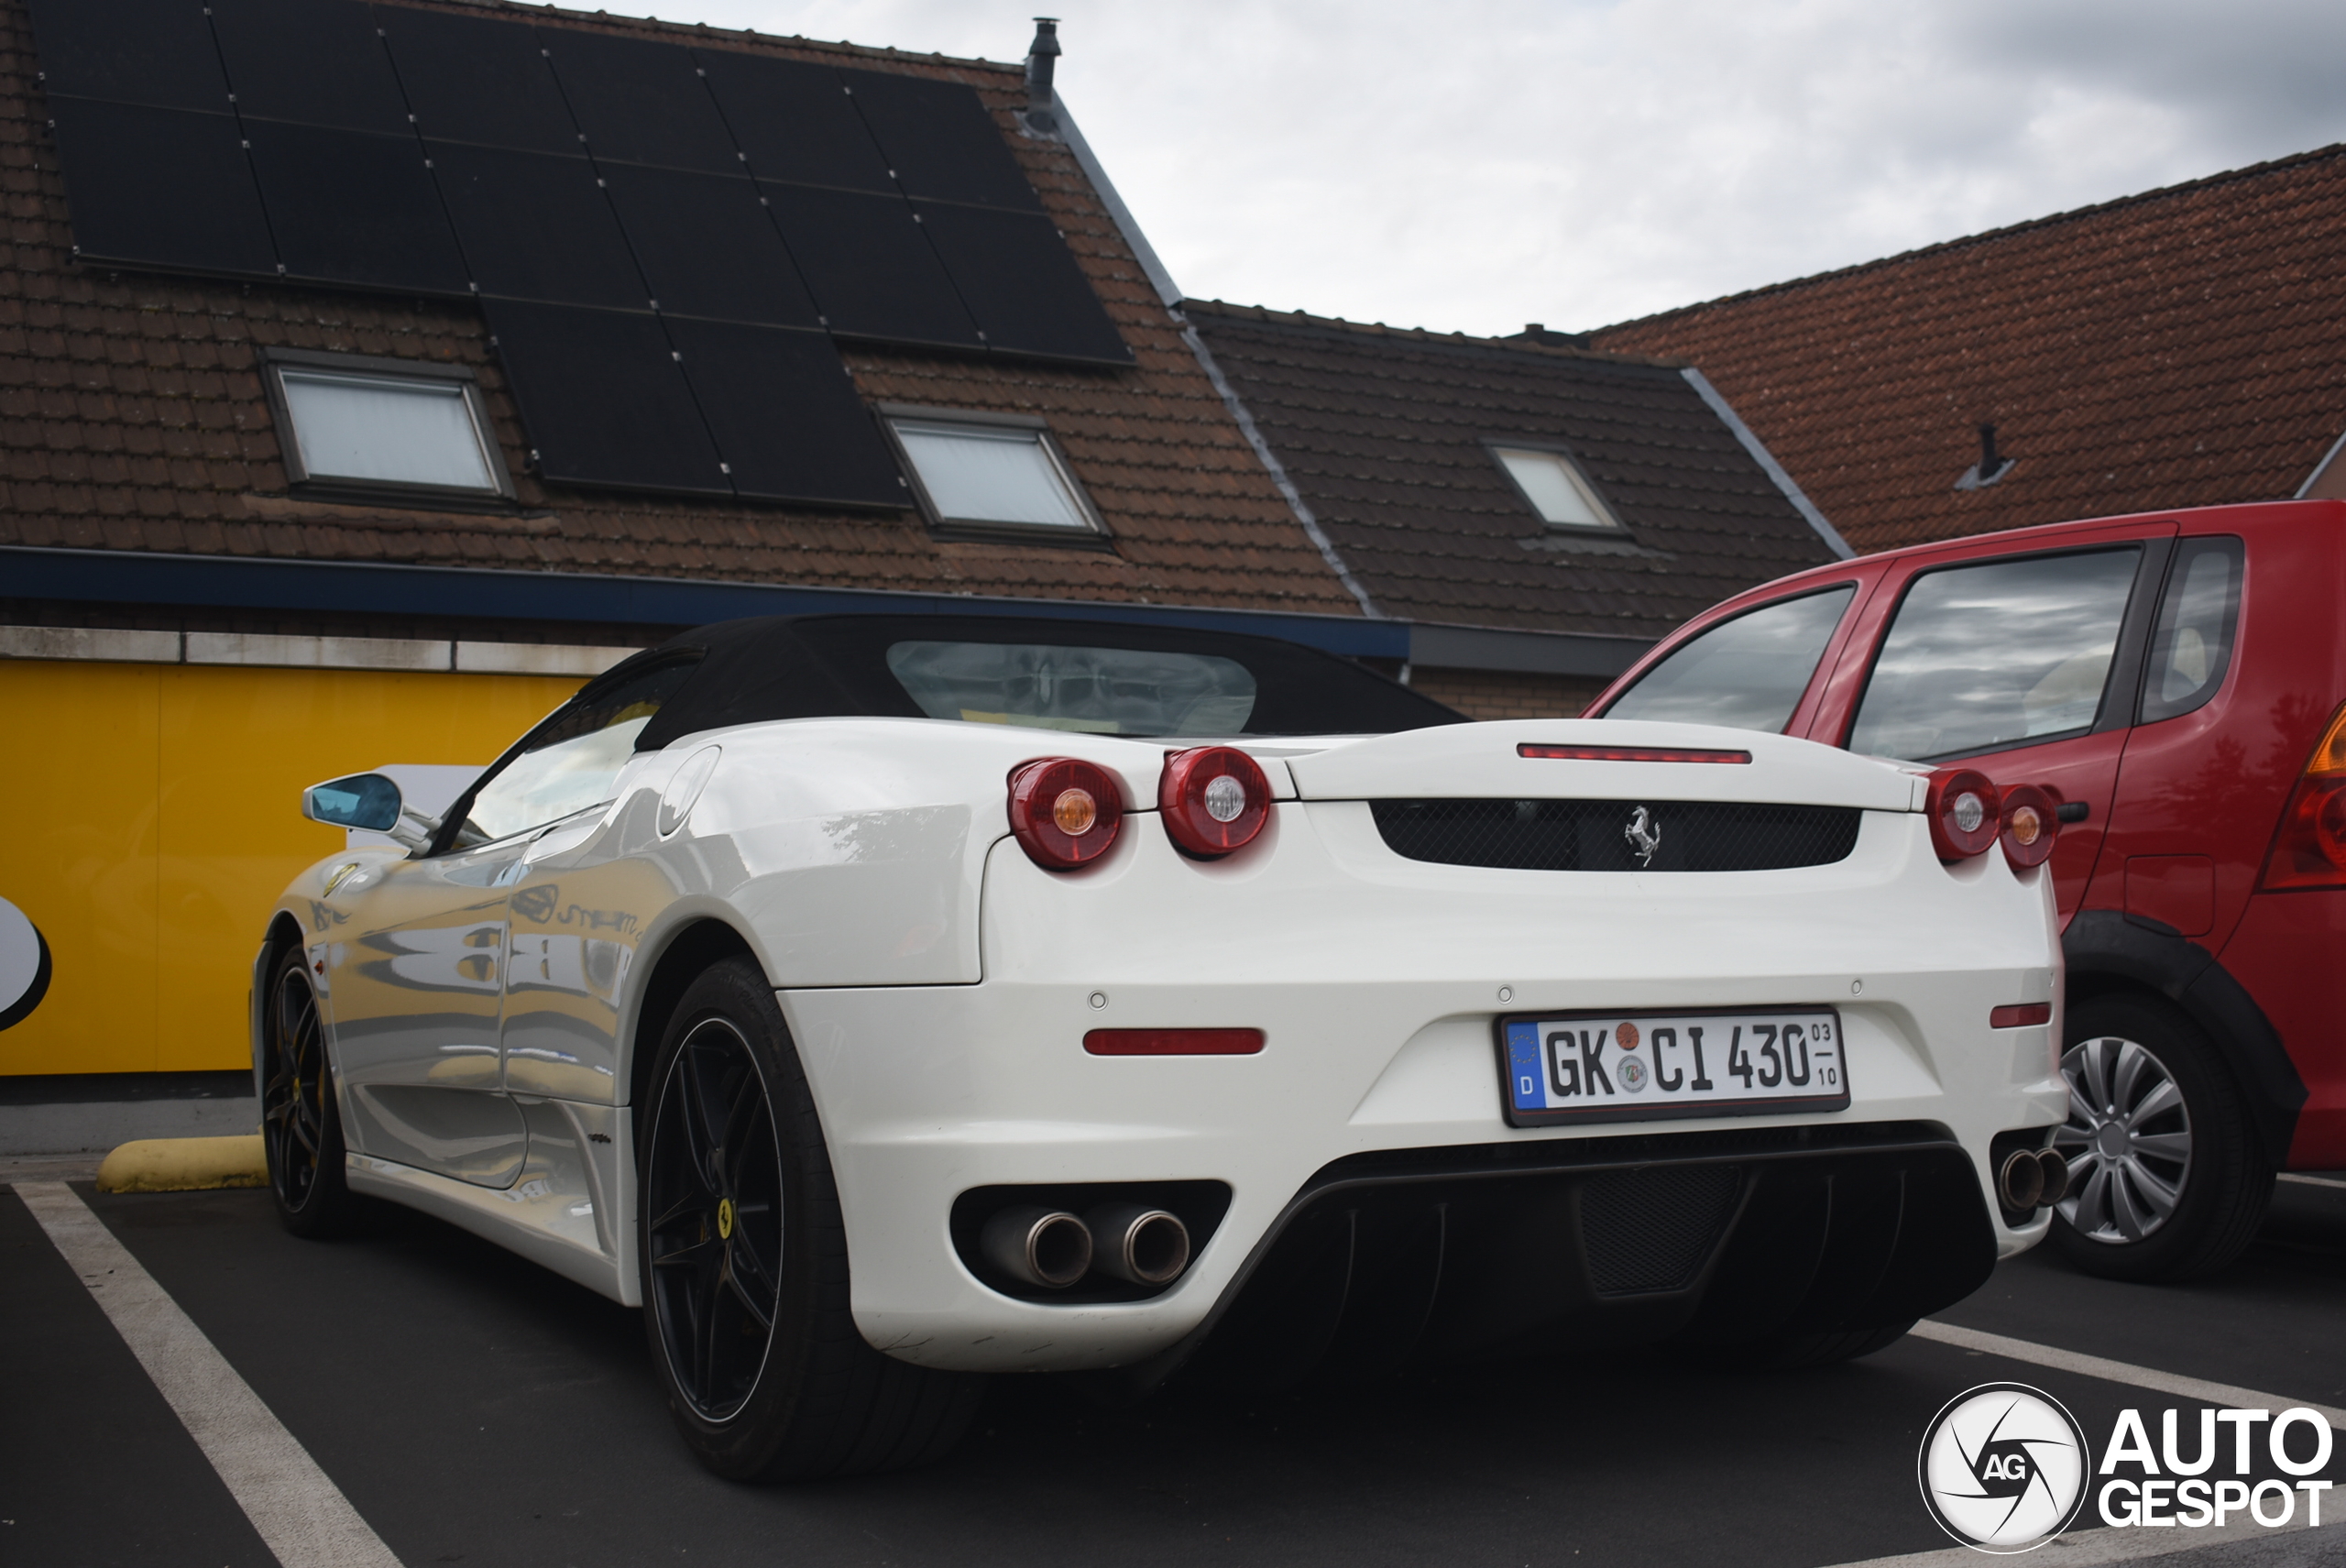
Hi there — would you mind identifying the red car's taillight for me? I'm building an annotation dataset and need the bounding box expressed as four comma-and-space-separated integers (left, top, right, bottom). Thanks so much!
1998, 783, 2059, 869
2259, 701, 2346, 891
1007, 756, 1124, 870
1926, 767, 2001, 861
1158, 745, 1272, 858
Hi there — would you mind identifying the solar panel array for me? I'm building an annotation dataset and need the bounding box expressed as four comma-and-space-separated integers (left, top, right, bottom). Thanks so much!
27, 0, 1133, 506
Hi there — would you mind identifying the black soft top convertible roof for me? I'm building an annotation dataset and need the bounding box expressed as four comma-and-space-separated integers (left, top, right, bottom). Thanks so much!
616, 614, 1463, 750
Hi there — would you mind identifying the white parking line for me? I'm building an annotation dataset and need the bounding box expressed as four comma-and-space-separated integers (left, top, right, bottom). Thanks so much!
16, 1182, 403, 1568
1913, 1319, 2346, 1430
1816, 1509, 2330, 1568
2279, 1172, 2346, 1191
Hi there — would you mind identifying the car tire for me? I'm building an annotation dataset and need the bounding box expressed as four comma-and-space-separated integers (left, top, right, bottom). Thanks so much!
260, 946, 361, 1239
639, 956, 983, 1481
2049, 993, 2273, 1283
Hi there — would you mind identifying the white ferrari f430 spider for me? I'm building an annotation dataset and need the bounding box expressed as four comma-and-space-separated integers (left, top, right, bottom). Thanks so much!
258, 613, 2068, 1479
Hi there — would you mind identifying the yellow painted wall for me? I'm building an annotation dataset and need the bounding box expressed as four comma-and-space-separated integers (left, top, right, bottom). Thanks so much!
0, 661, 582, 1076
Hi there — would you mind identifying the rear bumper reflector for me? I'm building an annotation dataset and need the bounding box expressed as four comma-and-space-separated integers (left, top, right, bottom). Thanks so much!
1989, 1003, 2053, 1028
1084, 1028, 1266, 1057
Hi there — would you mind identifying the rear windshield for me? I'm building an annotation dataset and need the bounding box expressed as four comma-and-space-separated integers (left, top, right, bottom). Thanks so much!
887, 641, 1257, 736
629, 614, 1463, 747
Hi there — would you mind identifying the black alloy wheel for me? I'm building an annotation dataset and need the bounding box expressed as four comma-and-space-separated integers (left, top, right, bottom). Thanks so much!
644, 1016, 785, 1421
2047, 993, 2273, 1282
636, 956, 982, 1480
261, 946, 357, 1237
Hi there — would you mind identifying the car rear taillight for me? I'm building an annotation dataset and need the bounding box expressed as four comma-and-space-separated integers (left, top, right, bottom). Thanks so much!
1158, 745, 1272, 858
1008, 757, 1124, 870
1998, 784, 2059, 869
2258, 700, 2346, 891
1926, 767, 2001, 861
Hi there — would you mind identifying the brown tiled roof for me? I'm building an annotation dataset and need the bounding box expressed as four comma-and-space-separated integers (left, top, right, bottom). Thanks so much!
1183, 302, 1842, 640
0, 0, 1363, 616
1590, 145, 2346, 554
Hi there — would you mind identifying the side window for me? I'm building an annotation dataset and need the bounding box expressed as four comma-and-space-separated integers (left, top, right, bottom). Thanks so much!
2140, 538, 2243, 725
1602, 586, 1856, 731
445, 658, 699, 850
1847, 548, 2141, 762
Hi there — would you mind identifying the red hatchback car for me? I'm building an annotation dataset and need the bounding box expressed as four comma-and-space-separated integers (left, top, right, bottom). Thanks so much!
1588, 499, 2345, 1282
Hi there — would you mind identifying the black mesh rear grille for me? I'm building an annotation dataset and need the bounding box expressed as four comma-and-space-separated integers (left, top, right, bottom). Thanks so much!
1580, 1165, 1743, 1295
1371, 798, 1862, 872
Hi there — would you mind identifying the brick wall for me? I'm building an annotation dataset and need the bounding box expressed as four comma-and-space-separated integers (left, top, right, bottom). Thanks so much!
1409, 666, 1606, 720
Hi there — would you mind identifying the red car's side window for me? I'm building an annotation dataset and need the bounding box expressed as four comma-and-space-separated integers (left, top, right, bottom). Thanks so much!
2139, 537, 2245, 726
1846, 548, 2143, 762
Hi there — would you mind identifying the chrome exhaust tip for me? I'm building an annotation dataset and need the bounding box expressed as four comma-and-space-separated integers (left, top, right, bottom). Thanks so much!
1084, 1202, 1191, 1286
1998, 1148, 2047, 1212
2034, 1147, 2070, 1207
980, 1205, 1093, 1288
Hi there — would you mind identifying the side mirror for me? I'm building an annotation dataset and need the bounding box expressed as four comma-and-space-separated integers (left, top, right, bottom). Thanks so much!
303, 773, 441, 850
303, 773, 402, 832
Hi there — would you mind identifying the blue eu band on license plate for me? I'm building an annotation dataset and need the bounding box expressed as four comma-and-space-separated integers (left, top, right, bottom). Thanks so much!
1497, 1007, 1850, 1127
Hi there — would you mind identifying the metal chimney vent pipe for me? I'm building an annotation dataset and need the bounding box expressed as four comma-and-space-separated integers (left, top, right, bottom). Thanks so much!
1979, 422, 2004, 478
1954, 420, 2016, 490
1024, 17, 1062, 137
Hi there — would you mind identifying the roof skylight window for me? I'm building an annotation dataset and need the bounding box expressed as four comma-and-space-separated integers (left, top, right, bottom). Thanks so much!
882, 407, 1104, 539
1489, 444, 1624, 532
262, 349, 514, 503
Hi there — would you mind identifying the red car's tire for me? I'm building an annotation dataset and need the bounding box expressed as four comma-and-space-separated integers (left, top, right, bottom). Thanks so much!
2050, 993, 2273, 1282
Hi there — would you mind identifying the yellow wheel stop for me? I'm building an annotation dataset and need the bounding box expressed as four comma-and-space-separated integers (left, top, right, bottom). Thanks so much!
95, 1134, 269, 1194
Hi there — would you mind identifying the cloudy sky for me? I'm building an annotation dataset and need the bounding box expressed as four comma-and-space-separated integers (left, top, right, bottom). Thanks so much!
627, 1, 2346, 337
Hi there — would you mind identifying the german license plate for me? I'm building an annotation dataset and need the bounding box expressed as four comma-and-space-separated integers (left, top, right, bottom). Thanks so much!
1496, 1007, 1849, 1127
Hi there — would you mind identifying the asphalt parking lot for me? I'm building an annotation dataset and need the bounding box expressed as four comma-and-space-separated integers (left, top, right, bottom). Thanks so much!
5, 1170, 2343, 1568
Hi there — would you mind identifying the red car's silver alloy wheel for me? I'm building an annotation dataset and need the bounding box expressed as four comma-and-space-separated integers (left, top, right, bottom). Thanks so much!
646, 1017, 784, 1421
2053, 1035, 2192, 1243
